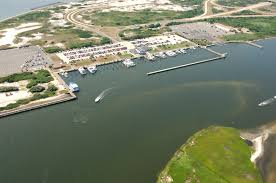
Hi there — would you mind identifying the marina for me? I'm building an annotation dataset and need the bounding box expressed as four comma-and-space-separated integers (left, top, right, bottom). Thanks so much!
0, 39, 276, 183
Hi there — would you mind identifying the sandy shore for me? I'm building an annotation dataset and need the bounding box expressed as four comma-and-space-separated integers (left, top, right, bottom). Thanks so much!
240, 121, 276, 183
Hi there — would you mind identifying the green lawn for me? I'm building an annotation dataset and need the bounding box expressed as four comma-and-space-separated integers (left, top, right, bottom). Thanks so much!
157, 126, 262, 183
83, 9, 203, 27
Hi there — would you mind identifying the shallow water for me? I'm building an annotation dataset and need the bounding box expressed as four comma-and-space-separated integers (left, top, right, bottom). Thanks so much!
0, 40, 276, 183
0, 0, 78, 20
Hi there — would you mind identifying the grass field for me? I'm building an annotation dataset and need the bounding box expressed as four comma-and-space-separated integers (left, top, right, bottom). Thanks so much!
208, 17, 276, 41
119, 26, 169, 40
0, 11, 50, 29
231, 10, 260, 16
216, 0, 267, 7
83, 9, 203, 27
151, 42, 192, 53
171, 0, 204, 6
157, 126, 262, 183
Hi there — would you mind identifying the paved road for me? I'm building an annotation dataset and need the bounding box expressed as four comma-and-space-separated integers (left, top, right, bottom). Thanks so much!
65, 7, 119, 43
65, 1, 276, 42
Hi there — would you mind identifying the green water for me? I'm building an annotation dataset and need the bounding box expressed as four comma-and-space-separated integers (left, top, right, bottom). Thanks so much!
0, 39, 276, 183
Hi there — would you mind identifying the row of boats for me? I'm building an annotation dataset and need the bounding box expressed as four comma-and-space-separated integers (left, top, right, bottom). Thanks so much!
78, 66, 97, 75
145, 48, 188, 61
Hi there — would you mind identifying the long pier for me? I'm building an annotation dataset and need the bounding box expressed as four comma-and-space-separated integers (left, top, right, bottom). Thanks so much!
147, 55, 226, 76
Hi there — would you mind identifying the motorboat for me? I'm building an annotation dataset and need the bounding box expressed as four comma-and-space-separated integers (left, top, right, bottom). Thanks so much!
180, 48, 187, 54
87, 66, 97, 74
78, 67, 87, 75
159, 52, 167, 58
69, 82, 79, 92
145, 52, 155, 61
258, 97, 276, 107
95, 96, 101, 103
165, 51, 177, 57
123, 59, 136, 68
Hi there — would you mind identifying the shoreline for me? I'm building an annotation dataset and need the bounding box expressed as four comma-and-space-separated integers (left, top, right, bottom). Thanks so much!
240, 121, 276, 183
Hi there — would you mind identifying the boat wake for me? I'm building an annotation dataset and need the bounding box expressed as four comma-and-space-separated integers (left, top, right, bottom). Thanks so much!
258, 96, 276, 107
95, 87, 113, 103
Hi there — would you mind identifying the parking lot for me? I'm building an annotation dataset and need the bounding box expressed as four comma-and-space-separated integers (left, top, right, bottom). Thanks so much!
0, 46, 52, 77
170, 22, 235, 42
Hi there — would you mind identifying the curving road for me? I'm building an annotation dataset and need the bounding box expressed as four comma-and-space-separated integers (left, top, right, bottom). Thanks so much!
65, 1, 276, 42
65, 7, 119, 42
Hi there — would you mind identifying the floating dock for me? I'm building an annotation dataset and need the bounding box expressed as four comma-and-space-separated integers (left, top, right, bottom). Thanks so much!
147, 54, 226, 76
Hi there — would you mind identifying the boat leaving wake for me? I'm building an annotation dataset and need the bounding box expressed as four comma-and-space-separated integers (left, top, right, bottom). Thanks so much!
95, 88, 113, 103
258, 96, 276, 107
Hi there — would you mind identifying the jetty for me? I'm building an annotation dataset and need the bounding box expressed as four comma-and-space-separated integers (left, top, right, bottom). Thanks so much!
246, 42, 263, 49
147, 54, 226, 76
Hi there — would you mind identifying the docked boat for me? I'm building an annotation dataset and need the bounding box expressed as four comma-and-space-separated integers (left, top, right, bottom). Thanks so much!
175, 49, 181, 54
165, 51, 177, 57
87, 66, 97, 74
69, 82, 79, 92
159, 52, 167, 58
123, 59, 136, 68
145, 52, 155, 61
180, 48, 187, 54
59, 69, 68, 77
78, 67, 86, 75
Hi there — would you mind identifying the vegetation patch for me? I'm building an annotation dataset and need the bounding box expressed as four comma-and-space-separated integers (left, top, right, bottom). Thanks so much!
171, 0, 204, 6
151, 42, 191, 53
29, 85, 46, 93
208, 17, 276, 41
119, 26, 169, 40
84, 9, 203, 27
157, 126, 262, 183
216, 0, 267, 7
232, 10, 260, 16
44, 46, 64, 53
0, 86, 19, 93
0, 11, 50, 29
0, 91, 56, 111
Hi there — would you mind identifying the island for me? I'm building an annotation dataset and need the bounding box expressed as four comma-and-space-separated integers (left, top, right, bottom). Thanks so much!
157, 126, 262, 183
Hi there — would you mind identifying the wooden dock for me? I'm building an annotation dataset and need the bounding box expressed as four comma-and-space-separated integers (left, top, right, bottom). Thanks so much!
147, 55, 226, 76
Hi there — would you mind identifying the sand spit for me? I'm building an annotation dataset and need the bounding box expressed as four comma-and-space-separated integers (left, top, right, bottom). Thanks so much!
241, 121, 276, 183
0, 22, 42, 46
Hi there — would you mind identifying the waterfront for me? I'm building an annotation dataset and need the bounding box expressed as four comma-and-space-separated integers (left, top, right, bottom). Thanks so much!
0, 0, 78, 20
0, 40, 276, 182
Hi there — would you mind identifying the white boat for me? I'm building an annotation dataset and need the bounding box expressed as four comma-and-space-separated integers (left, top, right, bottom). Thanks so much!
175, 49, 181, 54
180, 48, 187, 54
95, 96, 101, 103
78, 67, 86, 75
123, 59, 136, 68
258, 97, 276, 107
145, 52, 155, 61
87, 66, 97, 74
165, 51, 177, 57
60, 69, 68, 77
159, 52, 167, 58
69, 82, 79, 92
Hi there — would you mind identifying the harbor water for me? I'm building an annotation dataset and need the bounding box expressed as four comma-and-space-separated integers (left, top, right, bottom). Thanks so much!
0, 40, 276, 182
